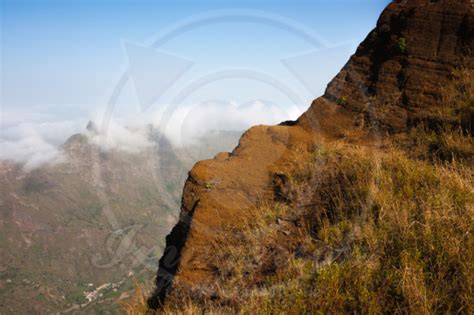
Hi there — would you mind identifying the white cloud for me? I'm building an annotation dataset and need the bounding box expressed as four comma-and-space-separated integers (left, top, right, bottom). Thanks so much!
0, 134, 65, 171
0, 113, 85, 170
151, 101, 302, 147
0, 101, 303, 170
86, 118, 153, 154
1, 120, 85, 145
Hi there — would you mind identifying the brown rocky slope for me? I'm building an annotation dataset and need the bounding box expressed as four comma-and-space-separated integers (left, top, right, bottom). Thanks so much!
148, 0, 473, 311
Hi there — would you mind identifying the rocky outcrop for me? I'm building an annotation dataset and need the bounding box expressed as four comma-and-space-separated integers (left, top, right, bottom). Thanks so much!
149, 0, 473, 308
302, 0, 474, 133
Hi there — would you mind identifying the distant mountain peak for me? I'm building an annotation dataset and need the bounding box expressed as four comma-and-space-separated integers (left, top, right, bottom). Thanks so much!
86, 121, 99, 134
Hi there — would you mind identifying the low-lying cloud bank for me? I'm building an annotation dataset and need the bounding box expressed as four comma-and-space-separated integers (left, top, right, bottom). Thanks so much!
0, 113, 86, 170
1, 101, 302, 170
156, 101, 302, 147
86, 119, 154, 154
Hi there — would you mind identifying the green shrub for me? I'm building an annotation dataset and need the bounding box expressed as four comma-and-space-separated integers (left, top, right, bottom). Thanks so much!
397, 37, 407, 53
337, 96, 349, 106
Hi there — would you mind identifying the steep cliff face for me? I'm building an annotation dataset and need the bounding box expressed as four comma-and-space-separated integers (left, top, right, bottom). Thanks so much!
149, 0, 473, 309
302, 0, 473, 133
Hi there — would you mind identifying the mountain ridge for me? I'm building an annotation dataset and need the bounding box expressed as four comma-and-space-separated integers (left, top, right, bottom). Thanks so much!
149, 0, 474, 310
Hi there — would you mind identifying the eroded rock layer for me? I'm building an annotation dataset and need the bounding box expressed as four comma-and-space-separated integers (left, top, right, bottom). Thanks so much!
149, 0, 473, 308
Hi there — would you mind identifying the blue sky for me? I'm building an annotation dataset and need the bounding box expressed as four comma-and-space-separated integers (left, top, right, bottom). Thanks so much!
0, 0, 390, 167
1, 0, 389, 112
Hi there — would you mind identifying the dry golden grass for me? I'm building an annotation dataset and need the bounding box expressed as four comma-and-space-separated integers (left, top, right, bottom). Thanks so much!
120, 282, 153, 315
125, 63, 473, 313
127, 131, 473, 314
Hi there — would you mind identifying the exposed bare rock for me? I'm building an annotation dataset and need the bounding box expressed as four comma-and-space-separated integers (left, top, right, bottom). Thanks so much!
149, 0, 473, 309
